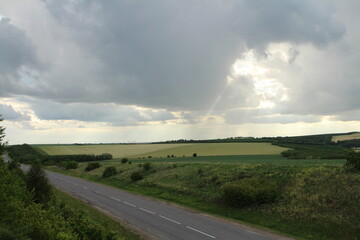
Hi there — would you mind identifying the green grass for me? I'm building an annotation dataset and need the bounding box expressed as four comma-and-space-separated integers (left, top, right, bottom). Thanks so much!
34, 143, 288, 158
123, 155, 345, 166
53, 187, 143, 240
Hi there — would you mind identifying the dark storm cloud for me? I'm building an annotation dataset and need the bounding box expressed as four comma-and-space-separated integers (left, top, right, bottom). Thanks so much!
0, 0, 354, 126
0, 17, 40, 97
32, 0, 345, 110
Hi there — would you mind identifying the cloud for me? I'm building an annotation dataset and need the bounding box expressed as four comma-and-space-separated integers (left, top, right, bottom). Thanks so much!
0, 0, 347, 110
29, 100, 176, 126
1, 0, 358, 131
0, 17, 40, 97
0, 104, 30, 121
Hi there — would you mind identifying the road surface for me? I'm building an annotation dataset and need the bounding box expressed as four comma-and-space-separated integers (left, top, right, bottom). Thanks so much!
18, 164, 292, 240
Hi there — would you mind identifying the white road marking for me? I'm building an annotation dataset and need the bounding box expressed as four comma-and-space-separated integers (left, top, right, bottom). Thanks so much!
186, 226, 216, 239
74, 183, 78, 186
110, 197, 122, 202
123, 201, 136, 207
82, 186, 88, 190
94, 191, 100, 194
159, 215, 181, 225
139, 207, 155, 215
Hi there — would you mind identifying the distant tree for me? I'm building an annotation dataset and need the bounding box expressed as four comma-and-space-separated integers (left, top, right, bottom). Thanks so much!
26, 161, 53, 206
0, 115, 6, 154
121, 158, 128, 164
346, 151, 360, 170
193, 153, 197, 157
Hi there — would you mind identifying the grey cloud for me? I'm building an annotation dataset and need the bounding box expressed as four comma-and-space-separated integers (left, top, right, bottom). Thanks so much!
0, 104, 30, 121
29, 100, 176, 126
1, 0, 354, 127
33, 0, 345, 111
0, 18, 39, 97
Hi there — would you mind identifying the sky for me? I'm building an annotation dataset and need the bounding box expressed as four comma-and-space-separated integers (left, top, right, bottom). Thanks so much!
1, 0, 360, 144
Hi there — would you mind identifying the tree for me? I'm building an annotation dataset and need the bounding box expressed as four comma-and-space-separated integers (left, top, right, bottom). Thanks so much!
26, 161, 53, 206
0, 115, 6, 154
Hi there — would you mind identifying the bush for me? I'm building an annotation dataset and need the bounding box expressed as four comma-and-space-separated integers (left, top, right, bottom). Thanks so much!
143, 162, 152, 171
59, 161, 79, 170
121, 158, 128, 164
102, 167, 117, 178
193, 153, 197, 157
130, 171, 143, 182
222, 177, 278, 208
85, 162, 101, 172
346, 151, 360, 170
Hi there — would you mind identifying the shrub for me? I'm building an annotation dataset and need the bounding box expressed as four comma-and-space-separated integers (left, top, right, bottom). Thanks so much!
102, 167, 117, 178
193, 153, 197, 157
130, 171, 143, 182
222, 177, 278, 208
143, 162, 152, 171
345, 151, 360, 170
85, 162, 101, 172
58, 161, 79, 170
121, 158, 128, 164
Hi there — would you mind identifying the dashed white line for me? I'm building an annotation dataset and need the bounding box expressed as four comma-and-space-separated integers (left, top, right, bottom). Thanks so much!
74, 183, 78, 186
82, 186, 88, 190
139, 207, 155, 215
159, 215, 181, 225
186, 226, 216, 239
110, 197, 122, 202
123, 201, 136, 207
94, 190, 100, 194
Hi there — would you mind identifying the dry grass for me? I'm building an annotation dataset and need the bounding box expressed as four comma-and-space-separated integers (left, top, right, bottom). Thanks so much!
332, 133, 360, 142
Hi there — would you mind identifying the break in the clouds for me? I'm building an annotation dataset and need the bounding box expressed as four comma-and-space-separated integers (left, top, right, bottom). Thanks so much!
0, 0, 359, 143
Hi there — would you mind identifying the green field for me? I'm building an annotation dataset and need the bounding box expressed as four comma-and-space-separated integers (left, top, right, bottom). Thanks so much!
34, 143, 289, 158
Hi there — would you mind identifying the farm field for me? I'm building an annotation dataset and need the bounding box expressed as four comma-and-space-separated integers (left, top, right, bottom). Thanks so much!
34, 142, 289, 158
332, 132, 360, 142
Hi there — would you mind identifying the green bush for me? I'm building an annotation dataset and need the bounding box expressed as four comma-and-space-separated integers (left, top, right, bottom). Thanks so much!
85, 162, 101, 172
222, 177, 278, 208
121, 158, 128, 164
143, 162, 152, 171
102, 167, 117, 178
345, 151, 360, 170
130, 171, 143, 182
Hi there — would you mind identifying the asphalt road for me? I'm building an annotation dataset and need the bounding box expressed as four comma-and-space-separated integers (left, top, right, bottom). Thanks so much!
19, 164, 292, 240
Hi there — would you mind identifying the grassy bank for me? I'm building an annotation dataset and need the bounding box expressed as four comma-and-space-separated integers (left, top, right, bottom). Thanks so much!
53, 188, 143, 240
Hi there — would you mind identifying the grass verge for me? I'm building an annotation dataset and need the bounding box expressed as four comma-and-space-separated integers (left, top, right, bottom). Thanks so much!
53, 187, 143, 240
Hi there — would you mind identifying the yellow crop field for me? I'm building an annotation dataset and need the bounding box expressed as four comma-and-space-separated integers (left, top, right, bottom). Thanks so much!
34, 142, 288, 159
34, 144, 190, 158
332, 132, 360, 142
